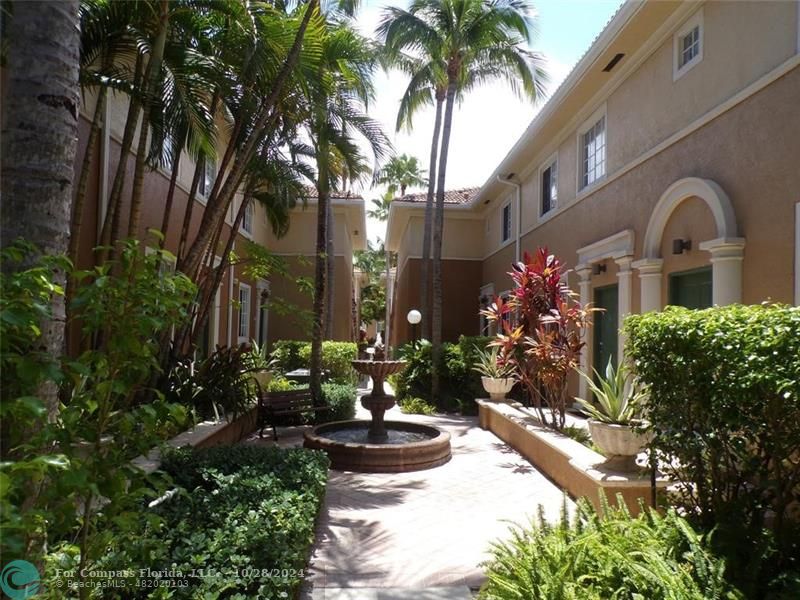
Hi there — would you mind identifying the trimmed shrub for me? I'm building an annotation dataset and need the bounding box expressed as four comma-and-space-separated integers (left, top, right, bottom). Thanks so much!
80, 446, 329, 599
271, 340, 358, 384
480, 495, 742, 600
319, 382, 357, 422
625, 304, 800, 597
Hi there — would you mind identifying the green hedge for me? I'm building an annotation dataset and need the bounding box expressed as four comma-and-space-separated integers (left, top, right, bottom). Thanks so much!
271, 340, 358, 384
480, 495, 741, 599
319, 382, 357, 422
625, 304, 800, 597
89, 446, 329, 599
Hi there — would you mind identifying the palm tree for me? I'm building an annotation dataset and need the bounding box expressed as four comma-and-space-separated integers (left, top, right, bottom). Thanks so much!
367, 190, 394, 221
0, 0, 80, 417
377, 153, 427, 196
379, 0, 548, 404
305, 21, 390, 403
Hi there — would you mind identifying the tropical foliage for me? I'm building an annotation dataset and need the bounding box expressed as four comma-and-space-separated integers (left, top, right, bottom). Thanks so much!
480, 495, 743, 600
483, 248, 594, 430
575, 358, 647, 425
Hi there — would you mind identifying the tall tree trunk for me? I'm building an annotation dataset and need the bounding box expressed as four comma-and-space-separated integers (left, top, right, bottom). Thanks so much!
158, 150, 182, 249
324, 194, 335, 339
180, 0, 319, 280
431, 79, 458, 406
310, 138, 330, 405
0, 0, 80, 417
100, 53, 144, 256
176, 155, 205, 261
420, 92, 444, 340
128, 0, 170, 238
69, 85, 107, 265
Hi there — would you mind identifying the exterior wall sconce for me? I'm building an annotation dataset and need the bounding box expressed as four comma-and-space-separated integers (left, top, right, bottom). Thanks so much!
672, 238, 692, 254
592, 263, 607, 275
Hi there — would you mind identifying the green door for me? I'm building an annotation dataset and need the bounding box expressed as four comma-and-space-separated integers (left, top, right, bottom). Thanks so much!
593, 285, 619, 374
669, 267, 712, 309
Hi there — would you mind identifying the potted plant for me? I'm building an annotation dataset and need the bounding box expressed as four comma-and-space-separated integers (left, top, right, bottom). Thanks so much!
473, 346, 516, 401
575, 358, 650, 472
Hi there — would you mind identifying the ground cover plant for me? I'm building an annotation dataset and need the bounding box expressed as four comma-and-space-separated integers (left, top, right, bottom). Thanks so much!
625, 304, 800, 597
480, 495, 742, 600
44, 445, 329, 599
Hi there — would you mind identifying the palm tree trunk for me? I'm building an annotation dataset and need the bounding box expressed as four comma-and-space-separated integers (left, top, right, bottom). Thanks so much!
176, 155, 205, 262
69, 86, 107, 265
324, 194, 335, 339
431, 79, 458, 406
180, 0, 319, 281
420, 92, 444, 341
0, 0, 80, 418
310, 138, 330, 405
158, 149, 182, 249
128, 0, 170, 239
100, 53, 144, 256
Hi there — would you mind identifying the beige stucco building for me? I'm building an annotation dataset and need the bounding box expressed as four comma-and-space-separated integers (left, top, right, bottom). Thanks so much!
387, 0, 800, 397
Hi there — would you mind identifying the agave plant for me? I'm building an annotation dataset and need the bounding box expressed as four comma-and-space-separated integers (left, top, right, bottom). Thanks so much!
472, 346, 516, 379
575, 358, 647, 425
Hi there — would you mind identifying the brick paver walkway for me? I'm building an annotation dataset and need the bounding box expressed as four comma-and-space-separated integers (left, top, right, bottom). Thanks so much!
247, 393, 572, 598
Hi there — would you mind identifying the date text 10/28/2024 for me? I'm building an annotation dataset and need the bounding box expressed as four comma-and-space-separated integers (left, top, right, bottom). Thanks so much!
52, 567, 307, 590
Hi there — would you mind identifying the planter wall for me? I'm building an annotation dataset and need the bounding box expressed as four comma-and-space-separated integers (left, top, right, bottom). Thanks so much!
478, 400, 668, 516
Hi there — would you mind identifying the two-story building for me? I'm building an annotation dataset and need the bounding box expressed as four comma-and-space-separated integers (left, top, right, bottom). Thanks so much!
387, 0, 800, 398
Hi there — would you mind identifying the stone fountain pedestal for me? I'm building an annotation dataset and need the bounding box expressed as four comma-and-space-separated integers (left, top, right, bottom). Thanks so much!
352, 359, 405, 443
302, 359, 452, 472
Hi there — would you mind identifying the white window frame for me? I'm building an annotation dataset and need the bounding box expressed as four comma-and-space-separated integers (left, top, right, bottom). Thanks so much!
577, 105, 607, 192
238, 282, 251, 343
673, 8, 704, 81
501, 201, 512, 244
539, 153, 559, 219
241, 199, 254, 237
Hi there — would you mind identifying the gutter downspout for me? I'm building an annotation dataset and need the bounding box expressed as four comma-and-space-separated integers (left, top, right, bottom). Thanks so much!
496, 175, 522, 263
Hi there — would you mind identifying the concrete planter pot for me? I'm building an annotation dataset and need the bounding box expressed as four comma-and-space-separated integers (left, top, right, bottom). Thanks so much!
481, 377, 515, 402
588, 420, 651, 472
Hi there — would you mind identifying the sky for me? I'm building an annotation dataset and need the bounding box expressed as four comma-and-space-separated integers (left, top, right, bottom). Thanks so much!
356, 0, 624, 243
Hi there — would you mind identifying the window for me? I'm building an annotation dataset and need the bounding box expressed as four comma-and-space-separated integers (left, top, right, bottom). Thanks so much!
199, 156, 216, 198
580, 115, 606, 190
242, 200, 254, 235
541, 158, 558, 216
669, 267, 712, 310
673, 10, 703, 80
238, 283, 251, 341
501, 203, 512, 243
162, 135, 175, 172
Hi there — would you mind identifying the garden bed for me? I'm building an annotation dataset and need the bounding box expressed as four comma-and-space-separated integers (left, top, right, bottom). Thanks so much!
477, 399, 668, 515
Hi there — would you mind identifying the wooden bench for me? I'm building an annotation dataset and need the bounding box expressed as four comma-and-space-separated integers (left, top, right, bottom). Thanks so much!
258, 389, 327, 441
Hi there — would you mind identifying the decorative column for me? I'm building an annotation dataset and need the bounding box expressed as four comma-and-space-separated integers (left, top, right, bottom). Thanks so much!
632, 258, 663, 313
699, 237, 746, 305
575, 265, 593, 401
614, 256, 633, 363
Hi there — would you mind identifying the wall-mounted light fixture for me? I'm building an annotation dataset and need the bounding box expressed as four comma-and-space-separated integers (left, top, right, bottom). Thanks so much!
672, 238, 692, 254
592, 263, 607, 276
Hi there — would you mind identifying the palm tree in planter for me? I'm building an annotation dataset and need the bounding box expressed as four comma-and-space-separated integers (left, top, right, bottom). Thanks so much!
378, 0, 548, 405
482, 248, 595, 430
576, 359, 650, 472
472, 346, 515, 402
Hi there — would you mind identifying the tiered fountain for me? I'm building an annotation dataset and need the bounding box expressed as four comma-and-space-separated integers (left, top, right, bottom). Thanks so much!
303, 357, 451, 472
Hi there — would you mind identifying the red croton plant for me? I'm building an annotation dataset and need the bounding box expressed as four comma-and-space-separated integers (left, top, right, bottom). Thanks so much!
481, 248, 595, 430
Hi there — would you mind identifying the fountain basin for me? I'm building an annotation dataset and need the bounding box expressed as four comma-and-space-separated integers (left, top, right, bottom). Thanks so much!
304, 420, 451, 473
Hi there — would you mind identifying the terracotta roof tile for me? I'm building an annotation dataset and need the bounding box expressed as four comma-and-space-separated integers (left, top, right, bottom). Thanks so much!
303, 185, 363, 201
396, 187, 480, 205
